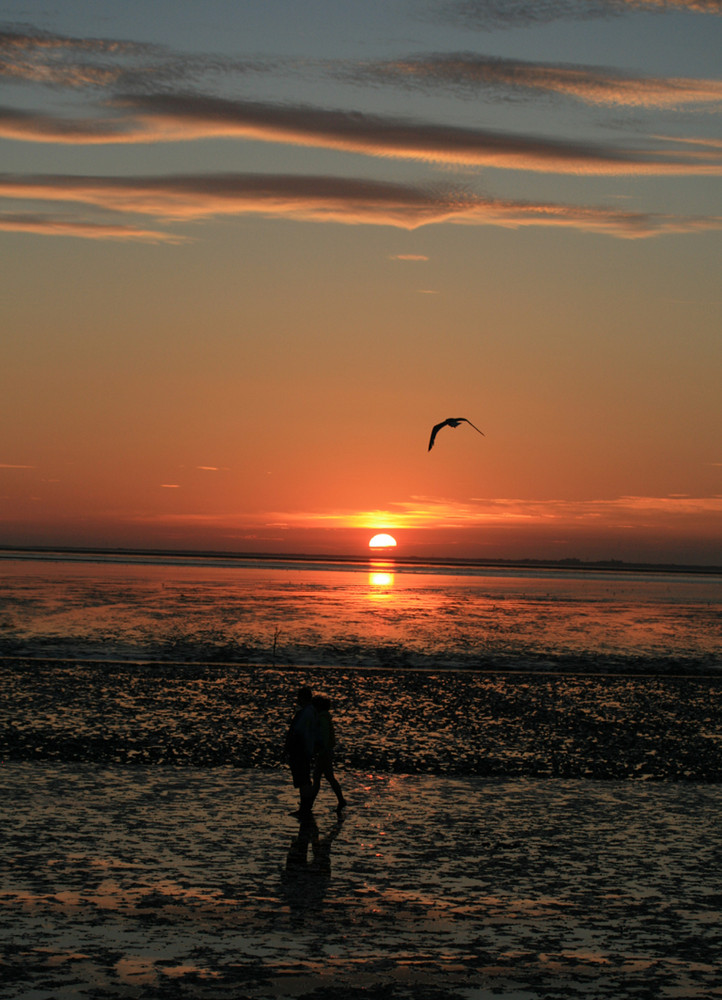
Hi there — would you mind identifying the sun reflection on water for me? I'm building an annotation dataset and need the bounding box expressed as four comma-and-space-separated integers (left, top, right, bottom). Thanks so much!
369, 562, 395, 591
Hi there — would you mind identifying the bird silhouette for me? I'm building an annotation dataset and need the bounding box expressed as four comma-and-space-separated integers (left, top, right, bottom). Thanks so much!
428, 417, 485, 451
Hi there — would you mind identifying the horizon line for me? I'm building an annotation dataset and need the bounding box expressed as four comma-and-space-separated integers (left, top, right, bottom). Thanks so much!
0, 543, 720, 576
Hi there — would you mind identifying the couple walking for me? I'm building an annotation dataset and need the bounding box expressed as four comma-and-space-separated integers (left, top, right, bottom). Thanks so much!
285, 686, 346, 817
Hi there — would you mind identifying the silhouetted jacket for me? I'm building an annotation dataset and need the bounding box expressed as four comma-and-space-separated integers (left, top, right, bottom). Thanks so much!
286, 703, 318, 759
316, 709, 335, 757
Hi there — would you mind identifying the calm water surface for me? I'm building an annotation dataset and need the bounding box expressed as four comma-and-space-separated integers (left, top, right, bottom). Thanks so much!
1, 553, 720, 672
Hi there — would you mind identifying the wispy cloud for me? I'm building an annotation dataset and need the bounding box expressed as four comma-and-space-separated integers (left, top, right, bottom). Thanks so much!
4, 20, 719, 121
0, 211, 184, 242
0, 25, 270, 90
109, 493, 722, 550
623, 0, 722, 9
3, 95, 721, 177
433, 0, 722, 30
0, 171, 467, 227
0, 25, 149, 88
0, 462, 35, 469
352, 53, 722, 110
389, 253, 429, 260
255, 494, 722, 530
461, 494, 722, 522
1, 170, 719, 237
0, 105, 134, 143
1, 21, 719, 245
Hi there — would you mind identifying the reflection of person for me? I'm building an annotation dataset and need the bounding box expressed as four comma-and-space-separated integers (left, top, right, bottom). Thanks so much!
311, 695, 347, 812
281, 813, 344, 921
284, 686, 317, 816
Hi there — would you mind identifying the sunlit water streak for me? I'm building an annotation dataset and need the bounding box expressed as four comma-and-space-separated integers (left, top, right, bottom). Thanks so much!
0, 553, 720, 671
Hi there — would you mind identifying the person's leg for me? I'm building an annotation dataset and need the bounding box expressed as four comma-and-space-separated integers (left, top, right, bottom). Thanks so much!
299, 753, 314, 813
310, 761, 322, 805
323, 762, 346, 808
299, 779, 314, 814
291, 753, 314, 814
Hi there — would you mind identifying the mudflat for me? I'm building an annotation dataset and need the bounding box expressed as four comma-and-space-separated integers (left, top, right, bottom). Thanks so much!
1, 763, 720, 999
3, 660, 721, 780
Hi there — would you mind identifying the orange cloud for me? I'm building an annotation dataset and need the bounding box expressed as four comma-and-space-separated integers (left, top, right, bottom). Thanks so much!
0, 25, 267, 91
361, 54, 722, 109
0, 212, 184, 242
437, 0, 721, 28
3, 96, 721, 176
0, 106, 135, 143
224, 494, 722, 532
613, 0, 719, 9
1, 171, 719, 237
111, 95, 722, 175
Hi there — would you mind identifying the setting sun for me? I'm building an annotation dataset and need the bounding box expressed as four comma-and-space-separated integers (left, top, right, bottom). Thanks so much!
369, 533, 397, 550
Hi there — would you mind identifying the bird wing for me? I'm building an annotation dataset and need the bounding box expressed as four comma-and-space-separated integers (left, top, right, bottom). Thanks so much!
460, 418, 485, 436
428, 420, 448, 451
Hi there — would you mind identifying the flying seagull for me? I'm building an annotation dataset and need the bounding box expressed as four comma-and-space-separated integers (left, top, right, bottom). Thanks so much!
428, 417, 485, 451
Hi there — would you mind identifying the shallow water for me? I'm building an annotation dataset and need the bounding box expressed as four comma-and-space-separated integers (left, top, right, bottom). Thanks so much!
1, 554, 720, 672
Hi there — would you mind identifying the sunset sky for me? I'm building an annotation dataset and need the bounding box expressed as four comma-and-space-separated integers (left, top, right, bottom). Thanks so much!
2, 0, 721, 564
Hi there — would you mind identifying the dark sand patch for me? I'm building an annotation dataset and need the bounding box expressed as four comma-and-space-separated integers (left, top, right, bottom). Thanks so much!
2, 661, 722, 780
1, 763, 721, 999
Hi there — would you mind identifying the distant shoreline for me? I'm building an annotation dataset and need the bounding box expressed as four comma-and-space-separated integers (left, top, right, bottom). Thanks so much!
0, 543, 720, 576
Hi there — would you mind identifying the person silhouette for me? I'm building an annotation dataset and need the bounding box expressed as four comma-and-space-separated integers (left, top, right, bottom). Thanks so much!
310, 695, 347, 812
284, 686, 317, 817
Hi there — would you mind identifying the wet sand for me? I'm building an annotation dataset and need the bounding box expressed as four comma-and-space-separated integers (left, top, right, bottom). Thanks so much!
2, 763, 721, 999
4, 660, 722, 780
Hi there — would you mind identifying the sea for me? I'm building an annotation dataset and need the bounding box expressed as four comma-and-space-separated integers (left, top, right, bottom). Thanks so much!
1, 549, 721, 780
1, 549, 720, 671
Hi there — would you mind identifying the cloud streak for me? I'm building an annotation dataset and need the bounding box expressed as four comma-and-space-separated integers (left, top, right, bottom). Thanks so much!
4, 20, 719, 120
0, 211, 183, 242
1, 21, 718, 245
2, 95, 721, 177
0, 105, 132, 143
1, 170, 720, 237
434, 0, 722, 30
353, 53, 722, 109
0, 25, 147, 88
0, 25, 269, 90
256, 493, 722, 531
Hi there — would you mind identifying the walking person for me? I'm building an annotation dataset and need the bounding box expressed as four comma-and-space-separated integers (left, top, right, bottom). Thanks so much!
311, 695, 346, 812
284, 686, 317, 817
